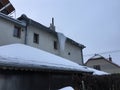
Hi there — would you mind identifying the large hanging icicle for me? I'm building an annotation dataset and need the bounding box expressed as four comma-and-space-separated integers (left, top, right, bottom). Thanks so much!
57, 32, 66, 53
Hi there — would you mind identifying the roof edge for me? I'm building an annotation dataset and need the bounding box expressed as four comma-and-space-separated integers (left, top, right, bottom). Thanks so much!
67, 38, 86, 49
0, 12, 26, 27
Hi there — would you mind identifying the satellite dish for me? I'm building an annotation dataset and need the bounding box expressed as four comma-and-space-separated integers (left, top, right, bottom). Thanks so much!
0, 0, 15, 15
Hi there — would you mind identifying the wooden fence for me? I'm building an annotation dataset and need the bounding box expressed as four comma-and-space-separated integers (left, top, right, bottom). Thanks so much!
74, 74, 120, 90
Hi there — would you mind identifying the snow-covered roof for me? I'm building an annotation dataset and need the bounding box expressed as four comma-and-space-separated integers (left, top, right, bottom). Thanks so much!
86, 67, 109, 75
89, 54, 105, 60
0, 44, 108, 75
0, 44, 91, 73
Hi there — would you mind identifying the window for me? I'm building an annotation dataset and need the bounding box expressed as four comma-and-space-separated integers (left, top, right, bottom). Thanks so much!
33, 33, 39, 44
54, 41, 58, 50
68, 52, 71, 55
93, 65, 101, 70
13, 26, 21, 38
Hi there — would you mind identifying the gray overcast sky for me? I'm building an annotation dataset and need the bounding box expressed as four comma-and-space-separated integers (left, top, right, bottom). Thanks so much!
10, 0, 120, 65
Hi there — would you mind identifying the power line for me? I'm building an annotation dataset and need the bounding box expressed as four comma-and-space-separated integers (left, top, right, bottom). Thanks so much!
84, 50, 120, 57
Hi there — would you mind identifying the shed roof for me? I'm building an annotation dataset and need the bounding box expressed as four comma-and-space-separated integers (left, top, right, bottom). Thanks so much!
0, 44, 90, 73
0, 44, 109, 75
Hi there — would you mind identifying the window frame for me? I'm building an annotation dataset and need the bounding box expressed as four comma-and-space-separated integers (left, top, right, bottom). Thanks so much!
13, 26, 21, 38
33, 33, 39, 44
93, 65, 101, 70
54, 41, 58, 50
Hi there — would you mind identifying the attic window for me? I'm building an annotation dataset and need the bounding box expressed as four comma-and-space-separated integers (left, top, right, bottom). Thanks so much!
13, 26, 21, 38
54, 41, 58, 50
33, 33, 39, 44
93, 65, 101, 70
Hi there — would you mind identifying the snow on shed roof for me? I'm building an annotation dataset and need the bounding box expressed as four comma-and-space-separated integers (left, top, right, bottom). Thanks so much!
86, 67, 109, 75
0, 44, 108, 75
0, 44, 91, 73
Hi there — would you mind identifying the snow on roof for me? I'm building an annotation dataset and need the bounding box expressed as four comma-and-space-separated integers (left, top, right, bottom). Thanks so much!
89, 54, 105, 60
0, 44, 91, 73
86, 67, 109, 75
59, 86, 74, 90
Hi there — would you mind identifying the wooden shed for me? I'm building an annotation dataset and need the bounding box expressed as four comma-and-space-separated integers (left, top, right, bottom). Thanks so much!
0, 44, 92, 90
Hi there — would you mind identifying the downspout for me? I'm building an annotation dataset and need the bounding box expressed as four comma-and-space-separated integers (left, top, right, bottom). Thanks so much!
24, 19, 31, 44
80, 45, 86, 65
81, 48, 84, 65
24, 25, 28, 44
19, 14, 30, 45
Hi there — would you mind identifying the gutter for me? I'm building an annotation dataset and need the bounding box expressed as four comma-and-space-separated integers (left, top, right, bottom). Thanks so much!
24, 25, 28, 44
0, 12, 26, 27
67, 38, 86, 49
0, 60, 93, 74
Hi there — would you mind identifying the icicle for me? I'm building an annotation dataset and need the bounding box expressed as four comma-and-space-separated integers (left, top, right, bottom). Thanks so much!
57, 32, 66, 53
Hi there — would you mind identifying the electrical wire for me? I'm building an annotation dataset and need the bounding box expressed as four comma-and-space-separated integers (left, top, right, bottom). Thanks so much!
84, 50, 120, 57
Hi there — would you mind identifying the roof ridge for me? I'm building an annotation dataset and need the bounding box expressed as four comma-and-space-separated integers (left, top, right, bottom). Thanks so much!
89, 54, 105, 60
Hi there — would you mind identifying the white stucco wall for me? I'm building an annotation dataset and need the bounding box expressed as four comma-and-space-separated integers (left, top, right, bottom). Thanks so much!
0, 18, 25, 46
26, 26, 59, 55
26, 26, 83, 64
63, 41, 83, 64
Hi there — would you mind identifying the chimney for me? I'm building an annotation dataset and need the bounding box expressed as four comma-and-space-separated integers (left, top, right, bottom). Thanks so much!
109, 55, 112, 62
49, 18, 55, 31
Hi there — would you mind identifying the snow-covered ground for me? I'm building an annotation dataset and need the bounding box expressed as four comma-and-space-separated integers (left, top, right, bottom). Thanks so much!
0, 44, 108, 75
59, 86, 74, 90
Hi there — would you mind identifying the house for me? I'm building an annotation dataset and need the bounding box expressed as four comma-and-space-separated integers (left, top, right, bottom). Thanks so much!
85, 54, 120, 74
0, 12, 85, 65
0, 44, 92, 90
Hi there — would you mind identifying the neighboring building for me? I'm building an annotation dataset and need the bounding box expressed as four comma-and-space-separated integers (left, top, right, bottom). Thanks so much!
0, 12, 85, 65
85, 54, 120, 74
